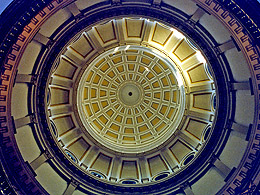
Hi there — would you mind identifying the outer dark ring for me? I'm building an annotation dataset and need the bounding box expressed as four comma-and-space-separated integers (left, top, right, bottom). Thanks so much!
35, 4, 231, 194
1, 0, 259, 194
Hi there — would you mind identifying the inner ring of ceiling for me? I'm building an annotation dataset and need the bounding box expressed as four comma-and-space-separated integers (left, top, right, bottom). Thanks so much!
76, 45, 185, 154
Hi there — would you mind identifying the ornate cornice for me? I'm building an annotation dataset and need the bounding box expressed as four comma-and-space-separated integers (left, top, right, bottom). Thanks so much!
193, 0, 260, 194
0, 0, 259, 194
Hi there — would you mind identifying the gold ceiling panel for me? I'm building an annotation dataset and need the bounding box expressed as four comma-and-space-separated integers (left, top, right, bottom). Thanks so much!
106, 131, 118, 140
148, 155, 168, 177
61, 129, 82, 147
185, 118, 208, 140
170, 140, 193, 163
125, 19, 144, 38
70, 33, 94, 58
52, 115, 75, 136
120, 161, 139, 179
193, 93, 212, 111
152, 23, 173, 46
54, 57, 77, 79
50, 87, 70, 106
95, 21, 117, 44
173, 39, 196, 62
187, 63, 210, 83
67, 137, 91, 160
90, 153, 112, 175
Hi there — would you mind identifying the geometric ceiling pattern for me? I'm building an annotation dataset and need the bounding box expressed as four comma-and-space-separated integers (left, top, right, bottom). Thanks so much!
0, 0, 260, 194
48, 18, 214, 185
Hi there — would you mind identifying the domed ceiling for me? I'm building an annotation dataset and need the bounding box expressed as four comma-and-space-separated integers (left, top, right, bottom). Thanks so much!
0, 0, 260, 195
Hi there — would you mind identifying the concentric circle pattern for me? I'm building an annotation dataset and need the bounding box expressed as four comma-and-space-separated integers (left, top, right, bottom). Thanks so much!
45, 18, 216, 185
77, 46, 184, 153
118, 82, 143, 106
1, 0, 260, 194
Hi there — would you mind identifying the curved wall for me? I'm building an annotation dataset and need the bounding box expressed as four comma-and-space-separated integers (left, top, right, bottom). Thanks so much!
0, 0, 259, 194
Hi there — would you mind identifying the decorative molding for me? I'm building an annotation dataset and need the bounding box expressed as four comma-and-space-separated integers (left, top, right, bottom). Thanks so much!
193, 0, 260, 194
